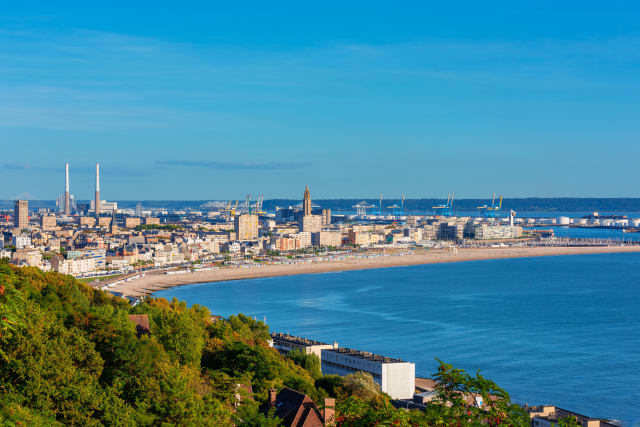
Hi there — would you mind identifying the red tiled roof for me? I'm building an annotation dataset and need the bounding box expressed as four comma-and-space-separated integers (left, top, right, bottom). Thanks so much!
128, 314, 151, 337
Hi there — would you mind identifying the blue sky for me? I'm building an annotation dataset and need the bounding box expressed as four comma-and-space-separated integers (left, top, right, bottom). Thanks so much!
1, 1, 639, 200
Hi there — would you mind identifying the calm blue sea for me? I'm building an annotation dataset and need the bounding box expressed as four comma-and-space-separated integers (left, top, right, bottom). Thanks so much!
155, 253, 640, 425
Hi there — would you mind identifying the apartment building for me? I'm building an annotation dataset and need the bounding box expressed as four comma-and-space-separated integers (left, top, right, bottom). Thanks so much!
12, 248, 42, 267
474, 224, 523, 240
98, 216, 112, 227
78, 216, 96, 227
144, 217, 160, 225
322, 209, 332, 225
235, 214, 259, 241
124, 217, 141, 228
273, 237, 300, 252
67, 248, 107, 270
14, 200, 29, 229
348, 229, 375, 246
321, 347, 415, 399
40, 214, 57, 230
290, 232, 312, 248
300, 215, 322, 233
51, 255, 97, 276
311, 231, 342, 247
12, 235, 32, 249
271, 332, 338, 360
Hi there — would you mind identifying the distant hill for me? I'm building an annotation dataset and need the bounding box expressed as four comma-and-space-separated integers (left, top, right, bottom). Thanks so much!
3, 198, 640, 213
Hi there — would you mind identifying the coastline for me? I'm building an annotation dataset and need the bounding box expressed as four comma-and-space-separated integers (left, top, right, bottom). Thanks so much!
107, 246, 640, 297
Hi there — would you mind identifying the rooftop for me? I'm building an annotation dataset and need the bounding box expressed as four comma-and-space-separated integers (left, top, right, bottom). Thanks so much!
325, 347, 406, 363
271, 332, 329, 347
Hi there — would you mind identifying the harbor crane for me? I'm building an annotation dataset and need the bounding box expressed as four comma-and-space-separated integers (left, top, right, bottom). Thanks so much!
433, 193, 454, 217
353, 201, 376, 216
230, 200, 239, 216
477, 193, 503, 218
255, 194, 265, 215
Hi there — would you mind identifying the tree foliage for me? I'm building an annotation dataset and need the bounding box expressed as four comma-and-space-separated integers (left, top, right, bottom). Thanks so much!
286, 349, 322, 379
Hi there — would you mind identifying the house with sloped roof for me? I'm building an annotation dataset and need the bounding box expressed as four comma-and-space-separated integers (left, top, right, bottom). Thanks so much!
262, 387, 334, 427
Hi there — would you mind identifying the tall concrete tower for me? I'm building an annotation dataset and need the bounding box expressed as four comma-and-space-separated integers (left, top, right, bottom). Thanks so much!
95, 163, 101, 218
303, 185, 312, 216
14, 200, 28, 229
64, 163, 71, 215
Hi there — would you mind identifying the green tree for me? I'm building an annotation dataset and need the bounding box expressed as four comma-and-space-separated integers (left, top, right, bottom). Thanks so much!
286, 349, 322, 379
423, 359, 529, 426
315, 374, 343, 397
555, 415, 581, 427
341, 371, 381, 401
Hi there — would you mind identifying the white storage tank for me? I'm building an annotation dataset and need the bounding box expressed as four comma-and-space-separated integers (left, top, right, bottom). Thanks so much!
557, 216, 571, 225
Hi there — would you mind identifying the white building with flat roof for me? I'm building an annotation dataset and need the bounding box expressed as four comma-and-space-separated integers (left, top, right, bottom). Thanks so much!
12, 235, 32, 249
321, 347, 415, 400
271, 332, 337, 360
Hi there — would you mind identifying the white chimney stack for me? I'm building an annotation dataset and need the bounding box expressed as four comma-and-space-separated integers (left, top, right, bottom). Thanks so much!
96, 163, 100, 192
95, 163, 101, 217
64, 163, 71, 215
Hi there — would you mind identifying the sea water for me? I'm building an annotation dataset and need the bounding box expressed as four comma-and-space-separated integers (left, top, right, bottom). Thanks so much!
155, 253, 640, 424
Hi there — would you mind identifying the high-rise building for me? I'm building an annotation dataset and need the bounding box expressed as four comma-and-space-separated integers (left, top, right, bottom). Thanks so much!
303, 185, 312, 216
322, 209, 331, 225
14, 200, 28, 229
235, 214, 259, 241
95, 163, 101, 218
64, 162, 71, 215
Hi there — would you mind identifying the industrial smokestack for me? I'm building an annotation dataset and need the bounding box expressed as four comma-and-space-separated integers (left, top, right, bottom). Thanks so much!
95, 163, 101, 218
64, 163, 71, 215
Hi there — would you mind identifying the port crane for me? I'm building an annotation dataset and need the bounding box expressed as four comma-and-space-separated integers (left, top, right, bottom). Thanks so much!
386, 194, 406, 216
433, 193, 454, 217
477, 193, 502, 218
353, 201, 376, 216
255, 195, 265, 215
229, 200, 239, 216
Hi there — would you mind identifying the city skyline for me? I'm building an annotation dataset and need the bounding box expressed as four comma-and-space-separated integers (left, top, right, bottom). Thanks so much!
1, 2, 640, 199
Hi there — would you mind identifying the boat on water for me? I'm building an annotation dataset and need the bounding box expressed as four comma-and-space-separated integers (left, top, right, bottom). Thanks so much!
622, 227, 640, 233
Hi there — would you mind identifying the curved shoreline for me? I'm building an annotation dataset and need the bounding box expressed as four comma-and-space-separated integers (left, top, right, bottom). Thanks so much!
106, 246, 640, 297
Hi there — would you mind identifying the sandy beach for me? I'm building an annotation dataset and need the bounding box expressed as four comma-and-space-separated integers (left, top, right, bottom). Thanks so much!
107, 246, 640, 297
